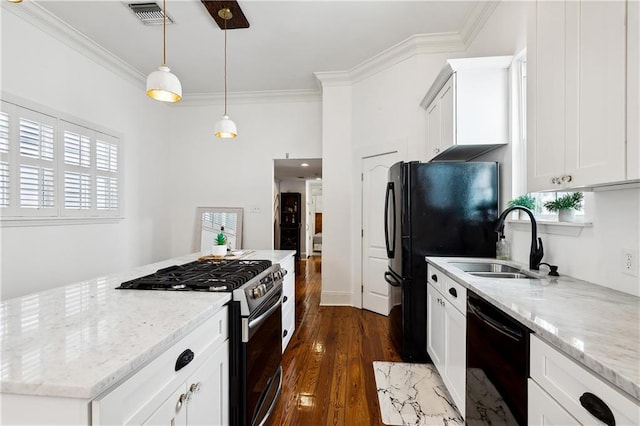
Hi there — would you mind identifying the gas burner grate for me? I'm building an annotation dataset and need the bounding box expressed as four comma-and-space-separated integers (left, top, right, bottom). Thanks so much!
117, 259, 273, 291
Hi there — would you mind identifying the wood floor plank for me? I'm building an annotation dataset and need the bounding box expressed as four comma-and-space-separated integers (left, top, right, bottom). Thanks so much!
265, 256, 402, 426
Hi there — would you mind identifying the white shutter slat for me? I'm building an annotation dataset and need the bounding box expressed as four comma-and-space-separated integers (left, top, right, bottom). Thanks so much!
64, 130, 91, 168
19, 118, 54, 161
0, 161, 9, 208
64, 171, 91, 210
0, 111, 9, 154
96, 140, 117, 172
20, 165, 54, 209
96, 176, 118, 210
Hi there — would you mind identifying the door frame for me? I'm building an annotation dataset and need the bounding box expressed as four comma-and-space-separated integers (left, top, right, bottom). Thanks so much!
357, 139, 407, 310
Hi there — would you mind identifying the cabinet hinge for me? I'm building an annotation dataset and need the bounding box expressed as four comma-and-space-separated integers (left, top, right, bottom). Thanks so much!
361, 229, 364, 237
361, 173, 363, 181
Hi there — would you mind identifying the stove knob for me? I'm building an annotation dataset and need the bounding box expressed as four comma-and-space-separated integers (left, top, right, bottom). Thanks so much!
251, 285, 266, 298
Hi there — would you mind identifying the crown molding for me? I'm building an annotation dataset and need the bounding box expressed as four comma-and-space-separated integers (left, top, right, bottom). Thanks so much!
177, 89, 321, 107
314, 1, 498, 89
4, 1, 146, 87
459, 1, 500, 47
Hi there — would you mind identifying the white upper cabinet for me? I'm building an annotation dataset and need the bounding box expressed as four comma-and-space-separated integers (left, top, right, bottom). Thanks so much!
421, 56, 512, 162
527, 0, 633, 191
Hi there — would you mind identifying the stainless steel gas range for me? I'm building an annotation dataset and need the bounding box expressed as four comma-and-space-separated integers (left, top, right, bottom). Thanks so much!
117, 258, 286, 426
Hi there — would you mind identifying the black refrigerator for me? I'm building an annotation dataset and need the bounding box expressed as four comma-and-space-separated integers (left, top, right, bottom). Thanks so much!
384, 161, 499, 362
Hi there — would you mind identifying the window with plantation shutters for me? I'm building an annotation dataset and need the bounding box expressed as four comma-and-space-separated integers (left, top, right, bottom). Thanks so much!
1, 98, 122, 223
0, 106, 9, 208
17, 109, 57, 215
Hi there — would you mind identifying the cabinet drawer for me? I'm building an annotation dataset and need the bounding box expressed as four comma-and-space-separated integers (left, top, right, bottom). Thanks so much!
530, 335, 639, 425
92, 307, 228, 425
529, 379, 578, 425
427, 265, 466, 314
427, 265, 445, 293
282, 307, 295, 352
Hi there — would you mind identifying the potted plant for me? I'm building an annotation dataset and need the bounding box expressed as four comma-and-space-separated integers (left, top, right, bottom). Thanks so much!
544, 192, 583, 222
508, 194, 536, 219
211, 232, 228, 257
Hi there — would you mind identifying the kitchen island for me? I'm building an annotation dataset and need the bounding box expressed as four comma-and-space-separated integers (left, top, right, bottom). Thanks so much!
0, 249, 294, 425
426, 256, 640, 424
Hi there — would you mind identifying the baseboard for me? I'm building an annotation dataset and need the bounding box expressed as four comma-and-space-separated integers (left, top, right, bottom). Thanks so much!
319, 291, 354, 306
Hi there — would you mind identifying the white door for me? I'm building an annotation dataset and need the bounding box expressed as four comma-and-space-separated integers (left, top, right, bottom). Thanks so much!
361, 151, 399, 315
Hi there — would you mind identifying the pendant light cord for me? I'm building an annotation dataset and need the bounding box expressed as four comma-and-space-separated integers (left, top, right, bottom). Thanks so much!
162, 0, 167, 66
223, 15, 228, 115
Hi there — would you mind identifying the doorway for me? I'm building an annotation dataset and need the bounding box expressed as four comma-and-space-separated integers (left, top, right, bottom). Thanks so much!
273, 158, 322, 259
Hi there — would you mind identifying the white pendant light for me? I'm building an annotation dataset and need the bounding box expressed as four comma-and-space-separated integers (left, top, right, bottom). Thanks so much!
146, 0, 182, 103
215, 8, 237, 138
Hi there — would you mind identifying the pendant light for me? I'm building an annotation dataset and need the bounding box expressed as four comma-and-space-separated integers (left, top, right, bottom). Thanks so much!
146, 0, 182, 102
214, 8, 238, 138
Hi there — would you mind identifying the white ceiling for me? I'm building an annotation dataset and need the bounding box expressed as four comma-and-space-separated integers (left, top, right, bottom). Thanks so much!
33, 0, 483, 94
274, 158, 322, 181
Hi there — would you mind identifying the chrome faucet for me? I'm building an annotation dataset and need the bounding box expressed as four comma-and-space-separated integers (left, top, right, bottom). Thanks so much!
495, 206, 544, 270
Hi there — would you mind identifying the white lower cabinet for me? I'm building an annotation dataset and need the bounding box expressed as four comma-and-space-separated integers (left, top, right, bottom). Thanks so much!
529, 334, 639, 426
93, 308, 229, 426
426, 266, 466, 417
529, 379, 578, 425
144, 343, 229, 426
280, 254, 296, 353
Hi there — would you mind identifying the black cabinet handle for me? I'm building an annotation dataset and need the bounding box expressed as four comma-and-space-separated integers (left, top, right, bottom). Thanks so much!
175, 349, 194, 371
448, 287, 457, 298
283, 329, 288, 338
579, 392, 616, 426
283, 296, 288, 303
431, 274, 438, 282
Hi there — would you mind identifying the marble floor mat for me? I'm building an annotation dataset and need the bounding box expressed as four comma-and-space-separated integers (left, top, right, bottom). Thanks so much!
373, 361, 464, 426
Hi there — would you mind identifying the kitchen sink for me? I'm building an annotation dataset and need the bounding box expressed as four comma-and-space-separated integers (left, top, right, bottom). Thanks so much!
448, 261, 540, 279
449, 262, 521, 273
468, 271, 537, 279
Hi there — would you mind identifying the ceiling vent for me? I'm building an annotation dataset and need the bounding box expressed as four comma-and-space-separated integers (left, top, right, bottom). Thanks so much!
127, 2, 174, 25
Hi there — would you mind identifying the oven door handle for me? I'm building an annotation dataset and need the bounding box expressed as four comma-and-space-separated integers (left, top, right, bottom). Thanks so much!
248, 290, 283, 331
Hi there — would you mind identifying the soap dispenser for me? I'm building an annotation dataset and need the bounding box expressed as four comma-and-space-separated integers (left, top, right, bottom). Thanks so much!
496, 234, 510, 260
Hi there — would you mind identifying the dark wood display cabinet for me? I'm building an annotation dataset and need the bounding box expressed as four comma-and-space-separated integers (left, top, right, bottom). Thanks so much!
280, 192, 301, 258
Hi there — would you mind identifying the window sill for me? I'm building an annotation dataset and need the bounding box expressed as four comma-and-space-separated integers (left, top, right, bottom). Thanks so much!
1, 216, 123, 227
506, 219, 592, 237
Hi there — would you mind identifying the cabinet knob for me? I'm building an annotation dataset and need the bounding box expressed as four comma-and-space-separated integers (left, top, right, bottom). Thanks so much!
448, 287, 457, 298
562, 174, 573, 183
551, 177, 559, 184
283, 329, 288, 338
176, 393, 189, 412
431, 274, 438, 282
189, 382, 201, 394
434, 148, 440, 154
283, 295, 288, 304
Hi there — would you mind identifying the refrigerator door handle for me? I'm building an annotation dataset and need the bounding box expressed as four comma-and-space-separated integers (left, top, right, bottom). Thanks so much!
384, 182, 396, 259
384, 271, 401, 287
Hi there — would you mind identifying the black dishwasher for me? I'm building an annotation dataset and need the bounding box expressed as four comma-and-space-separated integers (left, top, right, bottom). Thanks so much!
466, 291, 530, 425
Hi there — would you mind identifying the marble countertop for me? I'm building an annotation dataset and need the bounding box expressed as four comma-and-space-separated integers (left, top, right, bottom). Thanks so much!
0, 249, 294, 400
426, 257, 640, 402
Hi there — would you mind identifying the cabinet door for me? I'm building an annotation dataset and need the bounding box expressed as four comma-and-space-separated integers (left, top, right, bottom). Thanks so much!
527, 0, 567, 192
438, 75, 455, 153
426, 284, 445, 369
564, 0, 626, 187
444, 303, 466, 417
186, 342, 229, 426
142, 385, 188, 426
426, 97, 441, 160
528, 379, 578, 426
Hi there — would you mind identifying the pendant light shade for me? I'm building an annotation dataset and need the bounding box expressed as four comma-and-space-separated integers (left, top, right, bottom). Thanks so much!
215, 8, 237, 138
214, 115, 238, 138
146, 65, 182, 102
146, 0, 182, 103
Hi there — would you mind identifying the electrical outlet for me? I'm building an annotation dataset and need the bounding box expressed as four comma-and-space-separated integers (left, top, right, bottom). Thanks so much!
621, 249, 639, 277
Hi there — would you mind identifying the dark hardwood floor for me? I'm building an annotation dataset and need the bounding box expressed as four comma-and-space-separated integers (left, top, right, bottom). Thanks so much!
266, 256, 402, 426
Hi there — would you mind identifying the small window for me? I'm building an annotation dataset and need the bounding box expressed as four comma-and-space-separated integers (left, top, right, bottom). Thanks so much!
0, 99, 122, 222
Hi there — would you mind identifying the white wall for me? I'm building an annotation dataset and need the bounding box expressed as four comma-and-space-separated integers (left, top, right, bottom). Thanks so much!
166, 98, 321, 256
1, 8, 173, 299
